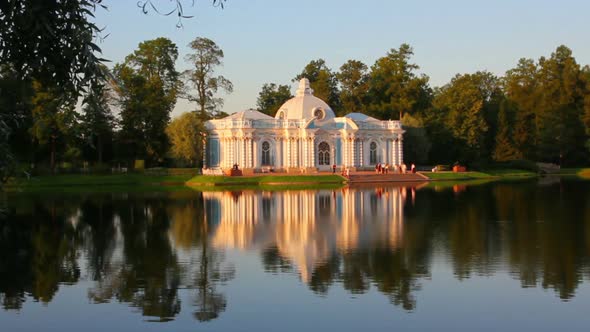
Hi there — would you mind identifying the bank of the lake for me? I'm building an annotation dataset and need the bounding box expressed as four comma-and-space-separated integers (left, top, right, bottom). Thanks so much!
5, 173, 347, 192
186, 174, 346, 187
4, 168, 589, 192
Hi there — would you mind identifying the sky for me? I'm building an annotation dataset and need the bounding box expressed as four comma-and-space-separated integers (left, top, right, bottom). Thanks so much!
94, 0, 590, 118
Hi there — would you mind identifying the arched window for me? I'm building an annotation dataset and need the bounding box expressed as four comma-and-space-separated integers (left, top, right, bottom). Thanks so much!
369, 141, 378, 165
261, 141, 272, 165
313, 108, 325, 120
318, 142, 330, 165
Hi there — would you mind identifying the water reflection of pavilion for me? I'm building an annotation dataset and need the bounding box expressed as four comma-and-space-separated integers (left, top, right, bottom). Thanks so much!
203, 187, 410, 281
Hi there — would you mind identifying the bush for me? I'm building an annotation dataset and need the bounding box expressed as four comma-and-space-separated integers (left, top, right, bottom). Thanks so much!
134, 159, 145, 171
494, 160, 539, 173
144, 167, 168, 176
91, 163, 111, 174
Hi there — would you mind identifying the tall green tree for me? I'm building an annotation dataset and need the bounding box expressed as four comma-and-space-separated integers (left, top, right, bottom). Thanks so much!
504, 58, 539, 160
401, 113, 431, 164
582, 66, 590, 153
114, 38, 180, 164
166, 112, 205, 167
368, 44, 431, 120
29, 81, 78, 170
294, 59, 340, 113
256, 83, 293, 116
534, 46, 588, 165
493, 99, 521, 161
183, 37, 233, 119
80, 80, 115, 164
432, 72, 497, 163
336, 60, 369, 114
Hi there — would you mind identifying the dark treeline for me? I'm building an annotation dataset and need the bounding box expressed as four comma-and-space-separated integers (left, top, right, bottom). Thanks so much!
257, 44, 590, 167
1, 35, 230, 175
3, 39, 590, 175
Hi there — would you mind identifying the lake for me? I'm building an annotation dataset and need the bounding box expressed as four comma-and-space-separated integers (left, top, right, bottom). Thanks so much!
1, 178, 590, 331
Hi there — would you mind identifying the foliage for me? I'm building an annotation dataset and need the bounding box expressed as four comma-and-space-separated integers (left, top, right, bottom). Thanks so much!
0, 0, 107, 98
336, 60, 370, 114
256, 83, 293, 116
432, 71, 501, 163
114, 38, 180, 164
368, 44, 431, 120
294, 59, 340, 113
493, 99, 521, 161
80, 75, 116, 163
401, 113, 431, 164
166, 112, 205, 166
29, 81, 79, 169
183, 37, 233, 119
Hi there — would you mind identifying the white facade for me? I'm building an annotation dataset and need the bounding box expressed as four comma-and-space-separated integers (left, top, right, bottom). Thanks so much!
204, 78, 405, 173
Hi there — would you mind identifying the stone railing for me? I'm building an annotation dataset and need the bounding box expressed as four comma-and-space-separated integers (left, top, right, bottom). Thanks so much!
356, 120, 402, 130
208, 119, 308, 129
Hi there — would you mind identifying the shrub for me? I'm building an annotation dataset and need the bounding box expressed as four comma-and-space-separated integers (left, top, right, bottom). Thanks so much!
134, 159, 145, 171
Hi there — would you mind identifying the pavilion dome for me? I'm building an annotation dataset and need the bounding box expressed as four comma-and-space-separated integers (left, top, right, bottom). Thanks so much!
274, 78, 335, 121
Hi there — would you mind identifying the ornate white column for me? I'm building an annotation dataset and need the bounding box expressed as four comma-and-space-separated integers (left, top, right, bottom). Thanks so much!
246, 137, 252, 168
240, 137, 245, 167
310, 137, 315, 167
349, 137, 354, 167
398, 138, 404, 165
359, 139, 364, 167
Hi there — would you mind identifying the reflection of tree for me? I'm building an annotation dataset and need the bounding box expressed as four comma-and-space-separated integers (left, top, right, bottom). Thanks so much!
495, 181, 590, 300
88, 195, 182, 321
0, 197, 81, 310
191, 212, 235, 322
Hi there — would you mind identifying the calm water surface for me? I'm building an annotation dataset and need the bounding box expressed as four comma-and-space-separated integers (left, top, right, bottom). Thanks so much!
1, 178, 590, 331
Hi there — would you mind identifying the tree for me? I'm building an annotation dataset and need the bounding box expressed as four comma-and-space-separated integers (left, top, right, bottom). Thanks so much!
80, 79, 116, 164
493, 99, 521, 161
114, 38, 180, 164
0, 0, 107, 99
534, 46, 588, 165
504, 58, 539, 160
256, 83, 293, 116
432, 73, 494, 163
401, 113, 431, 164
583, 66, 590, 153
294, 59, 340, 113
336, 60, 369, 114
29, 81, 78, 170
368, 44, 431, 120
183, 37, 233, 119
166, 112, 205, 167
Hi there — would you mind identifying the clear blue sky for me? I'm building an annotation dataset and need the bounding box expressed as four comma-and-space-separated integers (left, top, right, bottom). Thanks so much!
95, 0, 590, 117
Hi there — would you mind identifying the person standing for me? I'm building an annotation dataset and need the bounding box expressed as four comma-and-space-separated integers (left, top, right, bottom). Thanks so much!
332, 164, 336, 174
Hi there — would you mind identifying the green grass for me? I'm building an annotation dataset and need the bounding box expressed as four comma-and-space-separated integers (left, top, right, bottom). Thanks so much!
6, 173, 194, 192
5, 173, 347, 192
557, 168, 590, 178
423, 169, 536, 181
186, 174, 346, 186
423, 171, 494, 180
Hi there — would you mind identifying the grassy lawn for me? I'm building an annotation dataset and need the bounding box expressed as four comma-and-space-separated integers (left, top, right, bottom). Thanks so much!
186, 174, 346, 186
423, 171, 495, 180
5, 173, 347, 192
423, 169, 536, 180
557, 168, 590, 178
6, 173, 195, 191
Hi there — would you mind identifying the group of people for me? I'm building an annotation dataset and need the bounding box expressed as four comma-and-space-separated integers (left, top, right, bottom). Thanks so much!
375, 162, 416, 174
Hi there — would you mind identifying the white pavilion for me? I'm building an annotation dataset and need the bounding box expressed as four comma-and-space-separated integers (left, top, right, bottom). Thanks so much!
203, 78, 405, 174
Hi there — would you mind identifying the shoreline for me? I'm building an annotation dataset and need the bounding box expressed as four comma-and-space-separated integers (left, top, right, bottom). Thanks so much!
3, 168, 589, 192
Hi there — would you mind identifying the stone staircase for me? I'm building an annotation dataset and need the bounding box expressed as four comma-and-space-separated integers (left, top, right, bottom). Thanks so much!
347, 171, 429, 183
